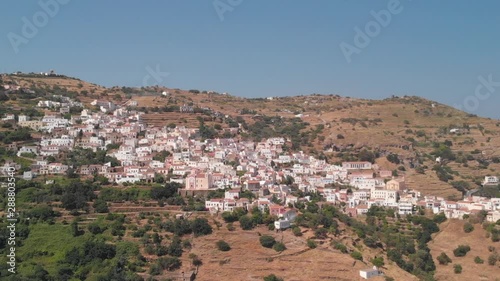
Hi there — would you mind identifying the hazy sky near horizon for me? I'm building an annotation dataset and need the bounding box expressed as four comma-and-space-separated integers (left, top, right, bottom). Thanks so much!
1, 0, 499, 119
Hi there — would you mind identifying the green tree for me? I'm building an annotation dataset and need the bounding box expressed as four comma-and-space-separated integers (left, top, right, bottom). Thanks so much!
87, 223, 105, 235
433, 213, 447, 224
453, 245, 471, 257
239, 215, 254, 230
157, 256, 182, 271
463, 222, 474, 233
259, 235, 276, 248
191, 218, 213, 237
221, 211, 239, 223
358, 149, 376, 163
93, 198, 109, 213
70, 221, 83, 237
167, 236, 183, 257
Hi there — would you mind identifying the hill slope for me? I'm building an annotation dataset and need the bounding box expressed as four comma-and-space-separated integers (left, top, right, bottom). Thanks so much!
2, 74, 499, 199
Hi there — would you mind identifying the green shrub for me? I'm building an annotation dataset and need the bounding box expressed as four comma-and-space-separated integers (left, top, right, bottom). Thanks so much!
216, 240, 231, 251
350, 251, 363, 261
307, 239, 317, 249
259, 235, 276, 248
453, 264, 462, 274
453, 245, 471, 257
371, 256, 384, 267
488, 253, 498, 266
474, 256, 484, 264
437, 252, 452, 265
463, 222, 474, 233
333, 242, 348, 253
273, 242, 286, 252
263, 274, 284, 281
433, 213, 447, 224
157, 256, 181, 271
239, 215, 254, 230
292, 226, 302, 236
363, 237, 378, 248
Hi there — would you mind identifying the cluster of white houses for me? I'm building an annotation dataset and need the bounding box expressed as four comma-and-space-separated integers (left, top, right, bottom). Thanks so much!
2, 95, 499, 224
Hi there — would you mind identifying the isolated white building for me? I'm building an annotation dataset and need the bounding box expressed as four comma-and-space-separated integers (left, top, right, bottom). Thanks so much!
359, 266, 382, 279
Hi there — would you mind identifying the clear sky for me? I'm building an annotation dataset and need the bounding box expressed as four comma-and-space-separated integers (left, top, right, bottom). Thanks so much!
1, 0, 499, 119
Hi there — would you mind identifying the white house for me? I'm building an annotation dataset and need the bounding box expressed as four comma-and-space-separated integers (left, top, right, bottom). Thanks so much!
398, 202, 414, 215
359, 267, 382, 279
225, 189, 239, 199
483, 176, 499, 186
17, 146, 38, 157
274, 219, 291, 230
342, 161, 372, 170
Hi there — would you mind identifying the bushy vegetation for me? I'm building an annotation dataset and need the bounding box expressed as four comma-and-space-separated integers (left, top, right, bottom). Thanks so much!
333, 242, 348, 253
243, 116, 310, 150
216, 240, 231, 251
273, 242, 286, 252
259, 235, 276, 248
453, 245, 471, 257
474, 256, 484, 264
64, 147, 120, 167
0, 127, 32, 144
307, 239, 317, 249
437, 252, 452, 265
157, 216, 203, 237
463, 222, 474, 233
350, 251, 363, 261
453, 264, 462, 274
488, 253, 498, 265
292, 226, 302, 236
263, 274, 284, 281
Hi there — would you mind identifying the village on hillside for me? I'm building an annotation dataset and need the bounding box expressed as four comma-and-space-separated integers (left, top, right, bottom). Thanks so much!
2, 92, 499, 229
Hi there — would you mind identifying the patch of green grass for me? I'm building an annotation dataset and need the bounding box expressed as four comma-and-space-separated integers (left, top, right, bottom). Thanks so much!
16, 223, 90, 276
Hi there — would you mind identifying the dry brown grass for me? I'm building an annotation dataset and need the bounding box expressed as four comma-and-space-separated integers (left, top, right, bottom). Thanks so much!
186, 222, 417, 281
429, 219, 500, 281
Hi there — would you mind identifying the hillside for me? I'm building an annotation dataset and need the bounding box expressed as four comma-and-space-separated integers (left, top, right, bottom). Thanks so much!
429, 220, 500, 280
1, 73, 500, 281
2, 73, 499, 199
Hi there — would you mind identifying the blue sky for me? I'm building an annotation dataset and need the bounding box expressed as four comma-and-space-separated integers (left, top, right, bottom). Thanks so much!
1, 0, 499, 119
